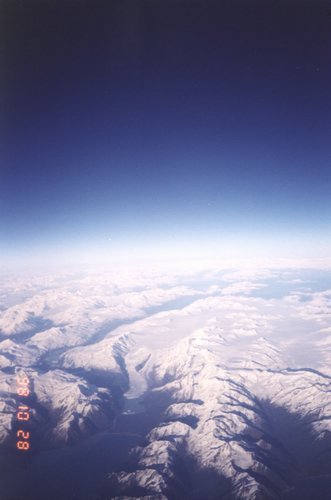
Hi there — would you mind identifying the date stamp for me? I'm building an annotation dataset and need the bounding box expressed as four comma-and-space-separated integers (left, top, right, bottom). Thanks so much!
15, 371, 31, 451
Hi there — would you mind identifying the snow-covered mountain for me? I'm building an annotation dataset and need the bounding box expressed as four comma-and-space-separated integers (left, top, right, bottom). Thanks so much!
0, 261, 330, 499
110, 329, 331, 498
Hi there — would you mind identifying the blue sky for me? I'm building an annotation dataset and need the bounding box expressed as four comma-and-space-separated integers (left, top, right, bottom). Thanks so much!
1, 0, 330, 266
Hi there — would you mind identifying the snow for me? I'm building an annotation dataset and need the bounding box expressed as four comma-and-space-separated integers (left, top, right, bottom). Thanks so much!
32, 369, 114, 444
0, 262, 330, 497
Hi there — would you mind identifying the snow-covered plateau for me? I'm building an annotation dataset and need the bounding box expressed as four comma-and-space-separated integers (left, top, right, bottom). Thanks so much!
0, 261, 331, 499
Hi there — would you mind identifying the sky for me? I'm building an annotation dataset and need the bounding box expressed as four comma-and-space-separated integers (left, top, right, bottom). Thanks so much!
1, 0, 331, 267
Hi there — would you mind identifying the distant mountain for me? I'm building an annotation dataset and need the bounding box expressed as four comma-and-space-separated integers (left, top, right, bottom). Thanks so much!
1, 263, 330, 499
